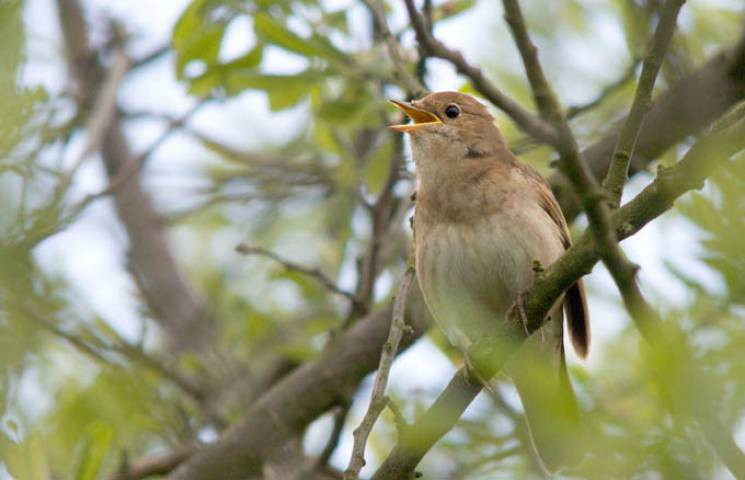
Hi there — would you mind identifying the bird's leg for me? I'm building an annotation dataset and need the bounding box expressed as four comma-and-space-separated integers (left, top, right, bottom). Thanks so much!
507, 291, 530, 335
507, 291, 546, 341
462, 354, 493, 391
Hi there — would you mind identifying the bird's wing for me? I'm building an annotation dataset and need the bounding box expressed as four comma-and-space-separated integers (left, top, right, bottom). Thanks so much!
515, 162, 590, 358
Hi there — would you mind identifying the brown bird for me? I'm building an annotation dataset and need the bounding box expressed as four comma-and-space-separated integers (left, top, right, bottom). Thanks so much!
390, 91, 590, 471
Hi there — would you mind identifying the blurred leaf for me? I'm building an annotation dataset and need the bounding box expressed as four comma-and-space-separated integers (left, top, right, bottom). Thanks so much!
72, 422, 113, 480
172, 0, 229, 79
432, 0, 477, 23
618, 0, 648, 58
253, 12, 347, 64
364, 138, 393, 194
224, 70, 321, 109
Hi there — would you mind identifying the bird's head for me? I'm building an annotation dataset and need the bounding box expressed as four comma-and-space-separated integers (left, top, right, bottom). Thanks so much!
389, 91, 505, 163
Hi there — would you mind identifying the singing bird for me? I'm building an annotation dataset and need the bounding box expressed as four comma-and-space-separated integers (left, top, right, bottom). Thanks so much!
390, 91, 590, 471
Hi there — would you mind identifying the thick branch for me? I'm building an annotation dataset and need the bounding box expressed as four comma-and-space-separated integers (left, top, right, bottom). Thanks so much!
603, 0, 686, 205
56, 0, 212, 351
167, 285, 433, 480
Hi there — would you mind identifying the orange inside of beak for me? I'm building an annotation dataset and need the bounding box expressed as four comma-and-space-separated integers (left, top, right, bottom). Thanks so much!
388, 99, 441, 132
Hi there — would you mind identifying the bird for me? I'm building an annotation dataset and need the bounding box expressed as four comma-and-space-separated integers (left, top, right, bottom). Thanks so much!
390, 91, 590, 472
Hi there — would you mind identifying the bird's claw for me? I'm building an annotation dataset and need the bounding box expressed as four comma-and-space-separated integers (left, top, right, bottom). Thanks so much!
507, 292, 530, 335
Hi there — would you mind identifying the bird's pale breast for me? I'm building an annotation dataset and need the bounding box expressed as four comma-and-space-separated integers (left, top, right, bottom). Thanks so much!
415, 191, 565, 351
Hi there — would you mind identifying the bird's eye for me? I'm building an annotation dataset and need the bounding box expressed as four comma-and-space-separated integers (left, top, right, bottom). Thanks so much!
444, 104, 460, 119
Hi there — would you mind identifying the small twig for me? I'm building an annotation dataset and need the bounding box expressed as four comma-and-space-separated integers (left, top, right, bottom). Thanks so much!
401, 0, 559, 146
64, 102, 207, 220
94, 101, 207, 197
566, 59, 641, 119
236, 243, 363, 310
603, 0, 687, 206
507, 59, 641, 155
385, 396, 409, 436
109, 444, 199, 480
63, 49, 131, 184
344, 267, 415, 480
316, 402, 352, 469
131, 44, 169, 70
364, 0, 426, 96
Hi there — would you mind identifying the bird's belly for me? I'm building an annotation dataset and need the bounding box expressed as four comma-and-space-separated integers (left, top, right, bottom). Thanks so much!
415, 211, 564, 350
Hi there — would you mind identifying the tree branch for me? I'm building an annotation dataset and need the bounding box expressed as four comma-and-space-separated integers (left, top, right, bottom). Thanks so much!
501, 0, 665, 339
109, 444, 199, 480
363, 0, 426, 96
235, 243, 363, 311
316, 402, 352, 470
167, 283, 433, 480
56, 0, 213, 351
344, 267, 415, 479
603, 0, 686, 205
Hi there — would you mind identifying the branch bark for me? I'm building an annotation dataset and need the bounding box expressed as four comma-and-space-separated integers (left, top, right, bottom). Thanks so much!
56, 0, 213, 351
602, 0, 687, 205
344, 267, 415, 479
167, 284, 433, 480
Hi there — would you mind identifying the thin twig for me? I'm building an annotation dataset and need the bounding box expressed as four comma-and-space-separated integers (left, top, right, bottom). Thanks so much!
64, 101, 207, 220
109, 444, 199, 480
316, 402, 352, 469
20, 301, 205, 403
363, 0, 426, 96
94, 101, 207, 197
131, 44, 169, 70
385, 396, 409, 436
236, 243, 363, 310
603, 0, 687, 206
566, 59, 641, 118
63, 49, 131, 185
401, 0, 559, 146
344, 267, 415, 480
508, 59, 641, 156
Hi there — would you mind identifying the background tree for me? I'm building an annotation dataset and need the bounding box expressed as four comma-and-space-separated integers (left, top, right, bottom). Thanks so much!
1, 0, 745, 479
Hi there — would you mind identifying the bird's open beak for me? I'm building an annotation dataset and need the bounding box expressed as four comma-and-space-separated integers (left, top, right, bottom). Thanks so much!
388, 99, 441, 132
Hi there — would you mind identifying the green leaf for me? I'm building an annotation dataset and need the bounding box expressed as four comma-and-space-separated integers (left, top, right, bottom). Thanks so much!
224, 71, 321, 110
73, 421, 113, 480
432, 0, 477, 23
172, 0, 228, 79
220, 44, 264, 70
254, 12, 317, 57
364, 138, 393, 194
254, 12, 347, 63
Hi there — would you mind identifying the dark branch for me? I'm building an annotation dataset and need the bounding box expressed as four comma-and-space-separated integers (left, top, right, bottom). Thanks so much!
603, 0, 687, 205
